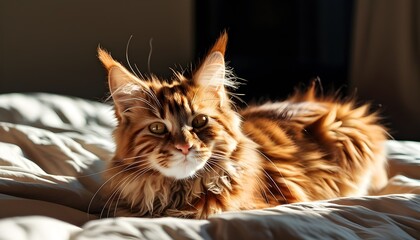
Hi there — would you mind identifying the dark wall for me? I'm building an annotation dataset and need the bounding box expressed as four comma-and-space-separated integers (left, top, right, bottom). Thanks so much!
0, 0, 194, 101
1, 0, 353, 103
195, 0, 354, 104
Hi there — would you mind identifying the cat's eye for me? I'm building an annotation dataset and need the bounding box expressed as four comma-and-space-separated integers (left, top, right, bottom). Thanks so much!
149, 122, 167, 135
192, 114, 208, 129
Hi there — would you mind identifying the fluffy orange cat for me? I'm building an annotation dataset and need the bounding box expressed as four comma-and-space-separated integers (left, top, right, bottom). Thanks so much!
97, 32, 388, 219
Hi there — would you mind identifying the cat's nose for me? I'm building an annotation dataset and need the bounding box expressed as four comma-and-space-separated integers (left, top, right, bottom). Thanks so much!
175, 143, 192, 155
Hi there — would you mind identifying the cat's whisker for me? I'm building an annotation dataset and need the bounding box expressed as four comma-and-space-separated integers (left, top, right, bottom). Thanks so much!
117, 96, 159, 115
90, 164, 140, 212
109, 167, 153, 218
78, 165, 130, 178
227, 92, 247, 108
123, 106, 154, 113
78, 154, 151, 179
101, 164, 153, 218
207, 156, 277, 203
119, 96, 156, 109
142, 88, 162, 110
88, 161, 148, 218
234, 144, 291, 203
147, 38, 153, 73
108, 88, 122, 101
119, 154, 152, 161
134, 64, 145, 79
102, 185, 122, 218
125, 34, 139, 78
210, 150, 287, 204
203, 160, 224, 177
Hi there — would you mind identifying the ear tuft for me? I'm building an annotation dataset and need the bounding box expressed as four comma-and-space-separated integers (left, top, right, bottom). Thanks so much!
98, 47, 118, 70
209, 30, 228, 56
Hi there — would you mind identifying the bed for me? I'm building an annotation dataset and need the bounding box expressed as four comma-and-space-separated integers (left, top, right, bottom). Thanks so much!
0, 92, 419, 240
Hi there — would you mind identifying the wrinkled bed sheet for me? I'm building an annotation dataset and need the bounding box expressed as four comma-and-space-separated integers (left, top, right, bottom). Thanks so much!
0, 93, 419, 240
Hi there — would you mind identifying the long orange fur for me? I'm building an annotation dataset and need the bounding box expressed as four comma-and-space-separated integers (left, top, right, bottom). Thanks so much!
97, 32, 388, 219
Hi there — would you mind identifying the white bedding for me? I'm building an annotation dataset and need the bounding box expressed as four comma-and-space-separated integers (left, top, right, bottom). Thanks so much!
0, 93, 419, 240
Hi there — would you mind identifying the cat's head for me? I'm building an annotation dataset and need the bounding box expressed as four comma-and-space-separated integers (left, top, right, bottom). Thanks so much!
98, 32, 243, 180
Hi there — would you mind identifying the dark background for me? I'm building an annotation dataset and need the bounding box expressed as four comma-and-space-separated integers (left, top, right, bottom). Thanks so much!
195, 0, 354, 104
0, 0, 353, 103
0, 0, 194, 102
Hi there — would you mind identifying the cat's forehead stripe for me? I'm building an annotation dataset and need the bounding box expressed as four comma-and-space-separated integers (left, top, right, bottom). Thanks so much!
155, 84, 194, 121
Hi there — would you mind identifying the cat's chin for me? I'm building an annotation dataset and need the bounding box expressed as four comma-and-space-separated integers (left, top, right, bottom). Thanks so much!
159, 164, 204, 180
156, 157, 207, 180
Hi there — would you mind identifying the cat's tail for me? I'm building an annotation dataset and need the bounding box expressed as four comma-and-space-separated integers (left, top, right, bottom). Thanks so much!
306, 93, 389, 196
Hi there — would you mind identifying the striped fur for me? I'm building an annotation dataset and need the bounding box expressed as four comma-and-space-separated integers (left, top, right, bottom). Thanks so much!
97, 32, 388, 219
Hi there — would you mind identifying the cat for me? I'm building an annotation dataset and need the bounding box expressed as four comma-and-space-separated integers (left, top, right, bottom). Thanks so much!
97, 31, 388, 219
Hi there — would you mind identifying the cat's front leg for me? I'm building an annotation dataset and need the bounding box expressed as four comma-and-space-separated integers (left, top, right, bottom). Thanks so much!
172, 192, 224, 219
195, 194, 225, 219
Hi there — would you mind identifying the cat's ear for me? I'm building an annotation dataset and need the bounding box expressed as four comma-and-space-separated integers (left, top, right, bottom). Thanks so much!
193, 32, 229, 105
98, 47, 146, 120
97, 47, 143, 94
